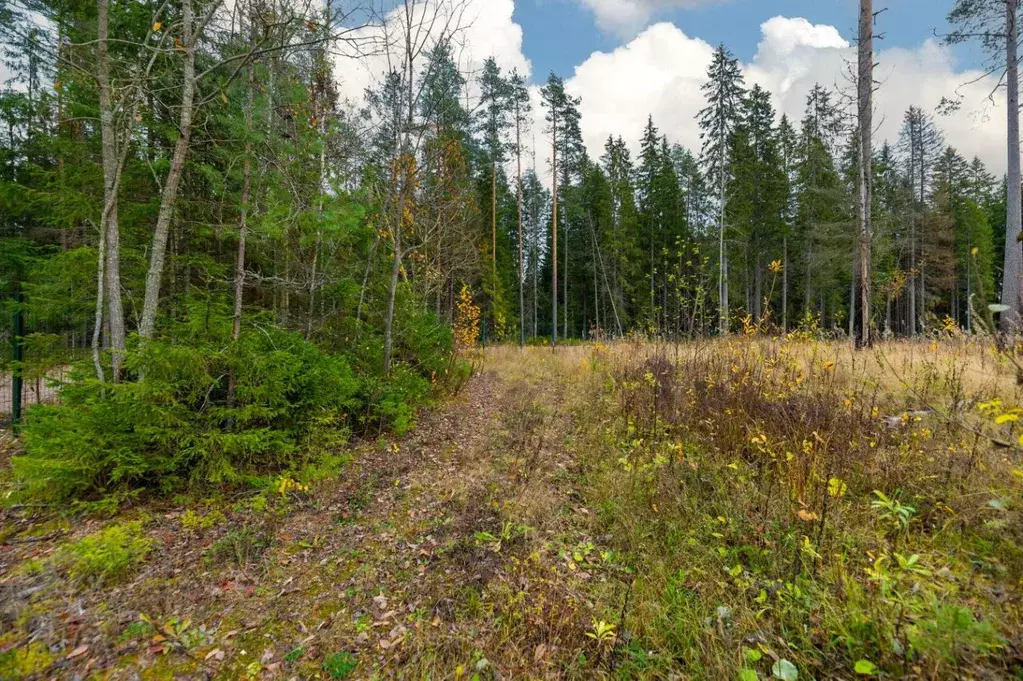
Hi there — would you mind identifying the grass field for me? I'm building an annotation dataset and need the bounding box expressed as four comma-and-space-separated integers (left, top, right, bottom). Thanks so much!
2, 337, 1023, 679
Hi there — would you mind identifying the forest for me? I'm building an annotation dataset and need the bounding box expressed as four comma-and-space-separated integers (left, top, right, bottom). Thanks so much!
3, 0, 1023, 679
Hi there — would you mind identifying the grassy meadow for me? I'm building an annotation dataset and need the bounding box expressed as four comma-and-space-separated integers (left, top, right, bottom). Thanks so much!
515, 336, 1023, 679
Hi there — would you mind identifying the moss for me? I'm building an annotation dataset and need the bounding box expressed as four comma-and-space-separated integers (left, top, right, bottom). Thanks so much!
0, 642, 56, 680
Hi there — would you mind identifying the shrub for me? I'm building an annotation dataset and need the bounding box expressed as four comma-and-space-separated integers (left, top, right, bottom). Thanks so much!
365, 365, 431, 435
12, 325, 361, 501
52, 520, 153, 585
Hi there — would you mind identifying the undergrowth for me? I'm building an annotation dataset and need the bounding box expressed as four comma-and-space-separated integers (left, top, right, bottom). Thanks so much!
48, 520, 153, 586
7, 308, 466, 504
569, 338, 1023, 679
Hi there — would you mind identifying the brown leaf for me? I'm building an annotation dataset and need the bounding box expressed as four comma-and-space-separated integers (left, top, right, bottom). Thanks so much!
797, 510, 819, 522
67, 645, 89, 659
205, 648, 225, 661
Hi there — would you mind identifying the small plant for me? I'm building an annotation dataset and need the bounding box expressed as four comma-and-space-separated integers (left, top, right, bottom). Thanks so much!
322, 650, 357, 679
871, 490, 916, 535
473, 520, 531, 553
276, 476, 310, 497
205, 526, 272, 565
118, 620, 156, 643
585, 618, 617, 648
54, 521, 153, 585
180, 509, 226, 531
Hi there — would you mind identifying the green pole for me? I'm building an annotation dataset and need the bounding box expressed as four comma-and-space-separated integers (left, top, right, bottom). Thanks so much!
11, 289, 23, 428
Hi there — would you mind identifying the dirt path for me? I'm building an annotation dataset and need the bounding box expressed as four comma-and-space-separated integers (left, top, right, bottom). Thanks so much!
1, 351, 619, 680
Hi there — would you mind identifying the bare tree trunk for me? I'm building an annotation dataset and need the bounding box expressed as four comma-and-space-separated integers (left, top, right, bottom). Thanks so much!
858, 0, 873, 347
308, 98, 327, 338
357, 235, 380, 321
909, 218, 917, 335
227, 16, 256, 410
551, 111, 558, 347
492, 159, 497, 276
97, 0, 126, 379
782, 235, 788, 331
718, 142, 728, 335
92, 218, 106, 382
1002, 0, 1023, 329
233, 33, 255, 344
139, 0, 200, 341
516, 103, 524, 347
383, 215, 402, 373
563, 202, 568, 339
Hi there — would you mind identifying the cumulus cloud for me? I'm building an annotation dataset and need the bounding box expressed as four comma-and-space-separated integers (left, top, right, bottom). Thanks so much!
335, 0, 530, 105
334, 3, 1010, 183
576, 0, 727, 38
562, 15, 1010, 176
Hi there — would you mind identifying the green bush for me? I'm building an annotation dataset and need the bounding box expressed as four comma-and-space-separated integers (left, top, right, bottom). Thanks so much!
13, 325, 361, 501
365, 364, 431, 435
52, 520, 153, 585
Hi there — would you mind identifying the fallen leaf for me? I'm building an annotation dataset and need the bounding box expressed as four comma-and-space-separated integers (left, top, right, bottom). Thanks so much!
67, 645, 89, 659
205, 649, 225, 661
797, 510, 819, 522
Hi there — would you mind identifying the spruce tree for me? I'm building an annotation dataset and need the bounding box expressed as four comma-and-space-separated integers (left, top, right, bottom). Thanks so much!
698, 45, 745, 334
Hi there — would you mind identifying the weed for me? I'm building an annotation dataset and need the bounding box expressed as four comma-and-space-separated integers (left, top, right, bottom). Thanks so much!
205, 526, 272, 565
322, 650, 357, 679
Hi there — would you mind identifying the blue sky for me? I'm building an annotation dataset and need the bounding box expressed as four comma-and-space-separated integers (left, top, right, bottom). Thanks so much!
514, 0, 983, 82
343, 0, 1008, 176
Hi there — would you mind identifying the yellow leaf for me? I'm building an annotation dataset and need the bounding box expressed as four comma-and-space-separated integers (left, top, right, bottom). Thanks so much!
153, 22, 163, 31
996, 413, 1020, 425
827, 477, 847, 498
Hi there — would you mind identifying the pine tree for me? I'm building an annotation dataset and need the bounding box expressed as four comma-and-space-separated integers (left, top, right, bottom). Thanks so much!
540, 73, 582, 343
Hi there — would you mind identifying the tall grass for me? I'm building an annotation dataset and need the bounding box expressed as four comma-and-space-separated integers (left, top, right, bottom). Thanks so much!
570, 337, 1023, 679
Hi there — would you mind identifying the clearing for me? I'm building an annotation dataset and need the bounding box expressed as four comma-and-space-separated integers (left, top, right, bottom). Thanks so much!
3, 340, 1023, 680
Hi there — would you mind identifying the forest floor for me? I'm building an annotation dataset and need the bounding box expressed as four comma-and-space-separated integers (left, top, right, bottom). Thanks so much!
0, 347, 617, 680
3, 339, 1023, 680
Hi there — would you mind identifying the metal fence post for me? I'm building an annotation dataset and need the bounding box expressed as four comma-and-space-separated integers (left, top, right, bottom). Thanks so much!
11, 289, 23, 427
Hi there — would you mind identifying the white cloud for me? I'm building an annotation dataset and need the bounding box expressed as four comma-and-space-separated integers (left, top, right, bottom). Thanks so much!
576, 0, 727, 38
562, 15, 1011, 177
564, 21, 715, 160
335, 0, 530, 105
335, 4, 1010, 185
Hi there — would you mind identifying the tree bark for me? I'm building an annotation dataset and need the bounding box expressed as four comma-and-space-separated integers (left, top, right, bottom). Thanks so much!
782, 235, 788, 331
233, 29, 255, 344
92, 217, 106, 382
718, 128, 728, 335
96, 0, 126, 378
858, 0, 874, 347
1002, 0, 1023, 329
551, 110, 558, 347
139, 0, 203, 341
516, 101, 524, 347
